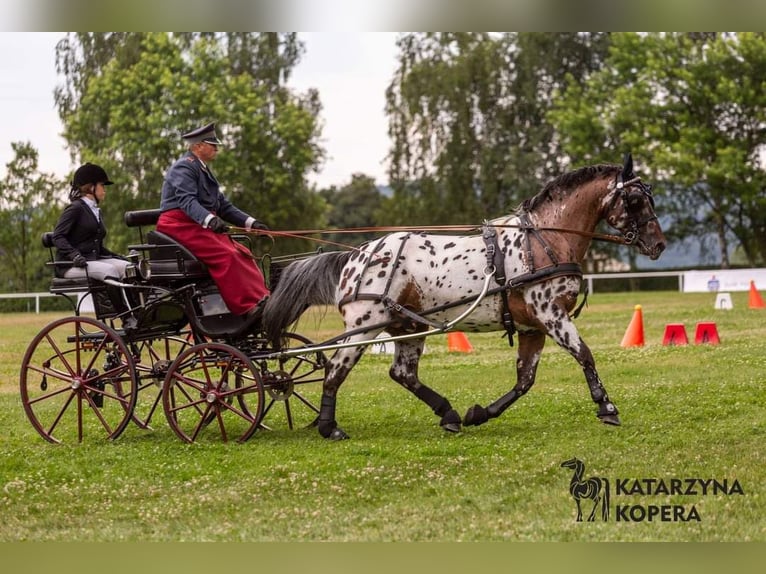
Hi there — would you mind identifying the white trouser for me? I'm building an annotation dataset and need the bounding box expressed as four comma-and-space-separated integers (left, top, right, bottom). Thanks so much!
63, 257, 130, 282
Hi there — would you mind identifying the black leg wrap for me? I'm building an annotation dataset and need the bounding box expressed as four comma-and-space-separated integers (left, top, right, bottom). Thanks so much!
318, 394, 349, 439
584, 365, 606, 402
584, 364, 621, 425
465, 387, 525, 427
463, 404, 489, 427
414, 385, 452, 418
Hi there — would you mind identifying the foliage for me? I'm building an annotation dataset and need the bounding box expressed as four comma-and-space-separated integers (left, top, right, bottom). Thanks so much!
54, 32, 325, 256
385, 33, 611, 226
0, 143, 62, 293
1, 290, 764, 541
549, 32, 766, 267
318, 173, 385, 248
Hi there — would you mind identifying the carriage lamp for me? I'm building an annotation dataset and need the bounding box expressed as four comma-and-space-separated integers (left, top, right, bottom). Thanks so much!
127, 250, 151, 280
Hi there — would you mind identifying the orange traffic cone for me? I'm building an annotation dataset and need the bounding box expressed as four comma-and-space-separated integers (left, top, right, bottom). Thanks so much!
748, 280, 765, 309
447, 332, 474, 353
620, 305, 645, 348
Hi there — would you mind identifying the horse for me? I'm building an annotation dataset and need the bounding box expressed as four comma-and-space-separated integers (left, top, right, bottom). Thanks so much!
560, 458, 610, 521
261, 154, 666, 440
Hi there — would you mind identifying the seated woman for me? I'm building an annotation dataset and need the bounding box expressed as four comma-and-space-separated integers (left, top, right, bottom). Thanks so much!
53, 163, 130, 317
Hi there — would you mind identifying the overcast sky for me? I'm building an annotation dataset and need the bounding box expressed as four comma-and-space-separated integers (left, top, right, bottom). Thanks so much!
0, 32, 399, 189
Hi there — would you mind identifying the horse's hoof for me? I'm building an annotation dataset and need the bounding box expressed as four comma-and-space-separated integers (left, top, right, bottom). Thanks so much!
327, 427, 350, 441
599, 414, 621, 426
463, 404, 489, 427
440, 409, 462, 433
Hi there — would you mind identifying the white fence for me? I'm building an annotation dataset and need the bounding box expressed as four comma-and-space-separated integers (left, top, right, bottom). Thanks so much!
0, 292, 59, 314
2, 268, 764, 313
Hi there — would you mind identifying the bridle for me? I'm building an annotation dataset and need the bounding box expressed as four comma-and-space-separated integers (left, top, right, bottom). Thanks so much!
607, 174, 658, 246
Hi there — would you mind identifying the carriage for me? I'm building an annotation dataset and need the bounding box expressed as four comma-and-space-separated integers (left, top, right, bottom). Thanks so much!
20, 208, 327, 444
19, 154, 667, 444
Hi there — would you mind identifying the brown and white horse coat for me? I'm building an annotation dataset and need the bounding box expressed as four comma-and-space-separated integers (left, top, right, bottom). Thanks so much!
262, 156, 666, 439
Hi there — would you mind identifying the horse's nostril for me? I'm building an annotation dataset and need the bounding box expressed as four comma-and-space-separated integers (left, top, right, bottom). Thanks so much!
657, 242, 666, 253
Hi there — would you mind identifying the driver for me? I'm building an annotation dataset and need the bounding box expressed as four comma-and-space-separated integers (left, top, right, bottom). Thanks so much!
157, 122, 270, 330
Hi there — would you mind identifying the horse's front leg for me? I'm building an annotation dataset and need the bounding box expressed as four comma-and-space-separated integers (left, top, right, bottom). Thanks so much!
317, 342, 368, 441
543, 302, 620, 425
464, 329, 546, 426
389, 338, 462, 433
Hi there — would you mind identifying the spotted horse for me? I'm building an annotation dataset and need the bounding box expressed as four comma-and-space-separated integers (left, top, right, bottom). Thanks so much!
262, 154, 666, 440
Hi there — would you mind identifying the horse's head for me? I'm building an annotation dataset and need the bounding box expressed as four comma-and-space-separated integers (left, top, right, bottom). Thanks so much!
603, 154, 666, 260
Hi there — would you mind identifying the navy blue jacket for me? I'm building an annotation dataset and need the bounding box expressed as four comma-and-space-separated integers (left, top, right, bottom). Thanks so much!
160, 151, 249, 226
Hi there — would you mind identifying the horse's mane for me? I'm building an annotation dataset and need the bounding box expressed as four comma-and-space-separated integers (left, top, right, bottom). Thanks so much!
520, 163, 621, 213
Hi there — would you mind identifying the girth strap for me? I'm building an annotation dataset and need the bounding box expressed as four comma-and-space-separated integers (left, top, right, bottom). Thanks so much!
482, 223, 516, 346
507, 262, 583, 289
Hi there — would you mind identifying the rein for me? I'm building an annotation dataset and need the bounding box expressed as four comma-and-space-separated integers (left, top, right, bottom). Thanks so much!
230, 222, 630, 248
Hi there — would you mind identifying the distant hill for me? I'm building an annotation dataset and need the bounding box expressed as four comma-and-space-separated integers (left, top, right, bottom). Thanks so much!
637, 235, 728, 270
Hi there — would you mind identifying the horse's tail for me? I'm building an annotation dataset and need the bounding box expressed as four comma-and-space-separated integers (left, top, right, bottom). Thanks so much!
262, 250, 352, 343
601, 477, 610, 521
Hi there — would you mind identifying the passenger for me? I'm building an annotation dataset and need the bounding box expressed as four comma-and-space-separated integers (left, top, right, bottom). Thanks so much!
52, 163, 131, 318
157, 122, 270, 329
53, 163, 129, 282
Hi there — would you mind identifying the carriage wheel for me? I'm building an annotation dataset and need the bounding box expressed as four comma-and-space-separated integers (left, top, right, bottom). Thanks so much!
20, 316, 138, 444
162, 342, 264, 443
129, 332, 195, 430
253, 333, 326, 430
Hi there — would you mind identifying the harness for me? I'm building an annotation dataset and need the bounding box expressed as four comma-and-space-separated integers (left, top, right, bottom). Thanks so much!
334, 168, 662, 344
335, 221, 588, 347
481, 220, 585, 346
607, 175, 657, 246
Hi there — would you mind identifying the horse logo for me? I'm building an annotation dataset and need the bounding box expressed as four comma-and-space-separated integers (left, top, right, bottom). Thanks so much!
560, 458, 610, 522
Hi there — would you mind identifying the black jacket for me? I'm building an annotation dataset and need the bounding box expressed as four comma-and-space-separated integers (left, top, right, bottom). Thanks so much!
52, 199, 121, 277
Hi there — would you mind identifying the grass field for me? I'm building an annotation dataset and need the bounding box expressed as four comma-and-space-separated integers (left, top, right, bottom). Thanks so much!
0, 290, 764, 542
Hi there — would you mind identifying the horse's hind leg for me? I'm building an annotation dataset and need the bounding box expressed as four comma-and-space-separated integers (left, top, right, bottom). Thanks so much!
464, 330, 546, 427
389, 338, 462, 433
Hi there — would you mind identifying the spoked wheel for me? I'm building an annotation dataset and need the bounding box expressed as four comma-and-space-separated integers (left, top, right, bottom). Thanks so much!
254, 333, 327, 430
162, 342, 264, 443
19, 316, 138, 444
128, 332, 196, 430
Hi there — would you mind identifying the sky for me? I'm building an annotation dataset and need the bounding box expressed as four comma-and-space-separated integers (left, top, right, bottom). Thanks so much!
0, 32, 400, 189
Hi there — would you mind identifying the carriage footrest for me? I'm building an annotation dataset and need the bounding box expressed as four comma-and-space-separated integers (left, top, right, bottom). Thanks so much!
49, 277, 92, 294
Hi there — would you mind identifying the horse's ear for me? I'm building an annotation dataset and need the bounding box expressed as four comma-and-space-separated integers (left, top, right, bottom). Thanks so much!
622, 152, 634, 179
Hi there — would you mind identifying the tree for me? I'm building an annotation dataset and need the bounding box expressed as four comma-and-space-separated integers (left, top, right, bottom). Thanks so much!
54, 33, 326, 256
384, 33, 611, 226
0, 143, 62, 293
549, 32, 766, 267
318, 174, 385, 248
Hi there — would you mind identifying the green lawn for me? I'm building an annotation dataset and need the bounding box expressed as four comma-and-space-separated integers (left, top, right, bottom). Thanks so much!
0, 290, 764, 541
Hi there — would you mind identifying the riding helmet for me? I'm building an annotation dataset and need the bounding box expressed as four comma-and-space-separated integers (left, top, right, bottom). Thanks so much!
72, 163, 114, 188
